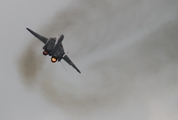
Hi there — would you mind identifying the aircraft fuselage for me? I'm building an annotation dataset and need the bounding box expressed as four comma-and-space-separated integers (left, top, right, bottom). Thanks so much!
43, 35, 65, 62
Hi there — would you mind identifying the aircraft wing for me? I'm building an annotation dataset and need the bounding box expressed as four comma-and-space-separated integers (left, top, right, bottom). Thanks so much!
26, 28, 48, 44
63, 55, 81, 74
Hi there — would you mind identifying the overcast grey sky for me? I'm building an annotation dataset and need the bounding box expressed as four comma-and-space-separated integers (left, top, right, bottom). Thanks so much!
0, 0, 178, 120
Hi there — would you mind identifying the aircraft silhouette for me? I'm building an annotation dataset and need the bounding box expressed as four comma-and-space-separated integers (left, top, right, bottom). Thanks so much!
26, 28, 81, 74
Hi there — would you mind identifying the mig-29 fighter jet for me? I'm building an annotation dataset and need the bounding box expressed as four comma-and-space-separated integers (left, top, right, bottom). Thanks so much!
26, 28, 81, 74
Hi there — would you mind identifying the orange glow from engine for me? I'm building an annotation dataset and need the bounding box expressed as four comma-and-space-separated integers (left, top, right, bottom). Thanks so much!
51, 57, 57, 63
43, 51, 48, 55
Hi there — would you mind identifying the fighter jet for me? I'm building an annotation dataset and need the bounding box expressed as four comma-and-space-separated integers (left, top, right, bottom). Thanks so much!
26, 28, 81, 74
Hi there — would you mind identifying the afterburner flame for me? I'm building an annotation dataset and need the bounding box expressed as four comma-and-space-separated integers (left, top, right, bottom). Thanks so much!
43, 51, 48, 55
51, 57, 57, 63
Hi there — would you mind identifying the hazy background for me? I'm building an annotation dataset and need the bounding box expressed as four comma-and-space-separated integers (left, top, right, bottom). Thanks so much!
0, 0, 178, 120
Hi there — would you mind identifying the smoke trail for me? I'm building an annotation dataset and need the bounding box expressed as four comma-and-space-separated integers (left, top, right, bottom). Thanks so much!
18, 0, 178, 119
18, 2, 134, 117
18, 40, 44, 86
